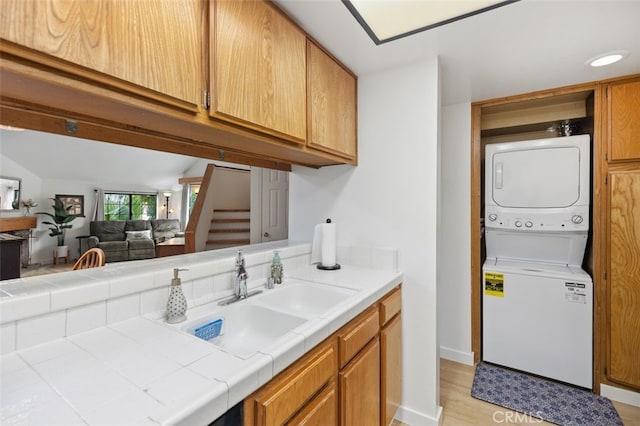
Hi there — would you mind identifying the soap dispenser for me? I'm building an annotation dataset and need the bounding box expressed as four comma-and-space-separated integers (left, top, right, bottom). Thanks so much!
270, 251, 283, 285
166, 268, 188, 324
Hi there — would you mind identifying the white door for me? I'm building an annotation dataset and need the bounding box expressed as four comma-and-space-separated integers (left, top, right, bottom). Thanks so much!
258, 169, 288, 242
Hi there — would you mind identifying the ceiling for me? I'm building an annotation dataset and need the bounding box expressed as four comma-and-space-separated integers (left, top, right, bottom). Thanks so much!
276, 0, 640, 106
1, 1, 638, 186
0, 129, 200, 190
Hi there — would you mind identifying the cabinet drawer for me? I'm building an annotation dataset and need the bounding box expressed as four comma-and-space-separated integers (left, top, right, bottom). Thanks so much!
286, 381, 337, 425
338, 306, 379, 368
253, 339, 337, 426
379, 287, 402, 327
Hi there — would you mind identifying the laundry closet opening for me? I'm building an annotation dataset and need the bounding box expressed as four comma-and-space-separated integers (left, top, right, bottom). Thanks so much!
470, 86, 596, 374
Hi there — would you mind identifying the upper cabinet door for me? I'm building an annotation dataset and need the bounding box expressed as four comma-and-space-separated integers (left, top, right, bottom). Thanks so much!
0, 0, 203, 111
608, 79, 640, 162
307, 40, 357, 161
211, 0, 306, 144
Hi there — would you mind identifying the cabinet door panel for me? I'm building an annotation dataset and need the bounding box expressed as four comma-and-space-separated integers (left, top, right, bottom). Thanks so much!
212, 0, 306, 142
307, 41, 357, 160
381, 314, 402, 426
608, 171, 640, 388
286, 381, 337, 426
608, 80, 640, 161
339, 337, 380, 426
0, 0, 202, 109
255, 340, 336, 426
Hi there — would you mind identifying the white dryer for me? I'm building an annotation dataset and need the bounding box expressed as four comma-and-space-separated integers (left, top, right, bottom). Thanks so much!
483, 134, 593, 389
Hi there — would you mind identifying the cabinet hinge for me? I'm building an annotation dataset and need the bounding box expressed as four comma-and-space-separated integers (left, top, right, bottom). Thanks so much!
605, 174, 608, 185
605, 152, 608, 161
203, 90, 211, 109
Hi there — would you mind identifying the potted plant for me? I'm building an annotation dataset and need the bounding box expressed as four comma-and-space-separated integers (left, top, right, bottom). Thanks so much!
37, 198, 77, 259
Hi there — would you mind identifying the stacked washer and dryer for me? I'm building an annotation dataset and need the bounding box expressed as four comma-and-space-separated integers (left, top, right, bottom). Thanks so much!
482, 134, 593, 389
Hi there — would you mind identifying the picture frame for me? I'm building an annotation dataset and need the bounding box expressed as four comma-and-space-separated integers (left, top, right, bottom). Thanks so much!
56, 194, 85, 217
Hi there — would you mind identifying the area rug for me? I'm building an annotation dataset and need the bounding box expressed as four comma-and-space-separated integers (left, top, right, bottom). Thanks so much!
471, 362, 623, 425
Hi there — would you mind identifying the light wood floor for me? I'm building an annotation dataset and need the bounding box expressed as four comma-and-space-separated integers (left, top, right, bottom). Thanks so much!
395, 359, 640, 425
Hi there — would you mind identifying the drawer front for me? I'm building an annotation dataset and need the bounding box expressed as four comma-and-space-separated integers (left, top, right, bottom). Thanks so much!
256, 340, 337, 426
338, 306, 379, 368
286, 381, 337, 425
379, 287, 402, 326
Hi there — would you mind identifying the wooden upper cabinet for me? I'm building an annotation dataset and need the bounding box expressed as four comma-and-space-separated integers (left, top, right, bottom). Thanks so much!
0, 0, 203, 111
211, 0, 306, 144
307, 40, 357, 161
608, 79, 640, 162
608, 170, 640, 389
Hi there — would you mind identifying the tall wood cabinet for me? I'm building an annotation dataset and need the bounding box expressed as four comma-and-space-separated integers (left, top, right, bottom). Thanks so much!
603, 78, 640, 390
0, 0, 203, 111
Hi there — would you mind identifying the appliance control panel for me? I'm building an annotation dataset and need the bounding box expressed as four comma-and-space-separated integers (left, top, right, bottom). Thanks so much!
485, 208, 589, 231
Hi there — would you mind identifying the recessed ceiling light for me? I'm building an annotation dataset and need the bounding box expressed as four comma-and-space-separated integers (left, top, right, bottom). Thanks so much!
586, 51, 628, 67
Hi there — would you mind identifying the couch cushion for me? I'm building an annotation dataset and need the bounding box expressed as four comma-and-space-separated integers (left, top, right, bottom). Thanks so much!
91, 221, 126, 242
128, 238, 155, 250
97, 240, 128, 251
151, 219, 181, 241
125, 220, 152, 232
125, 230, 152, 241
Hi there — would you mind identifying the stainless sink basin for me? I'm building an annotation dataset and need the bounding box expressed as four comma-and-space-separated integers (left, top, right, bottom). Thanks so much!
252, 280, 358, 318
181, 303, 306, 359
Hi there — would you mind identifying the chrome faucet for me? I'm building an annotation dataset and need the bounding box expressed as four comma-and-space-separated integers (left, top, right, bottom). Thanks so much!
234, 249, 249, 299
219, 249, 262, 305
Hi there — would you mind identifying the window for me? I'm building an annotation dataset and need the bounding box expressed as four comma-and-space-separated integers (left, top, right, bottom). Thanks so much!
104, 193, 157, 220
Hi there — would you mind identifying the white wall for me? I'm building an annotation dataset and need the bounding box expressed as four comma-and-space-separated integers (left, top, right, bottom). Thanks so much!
290, 57, 442, 425
438, 102, 473, 364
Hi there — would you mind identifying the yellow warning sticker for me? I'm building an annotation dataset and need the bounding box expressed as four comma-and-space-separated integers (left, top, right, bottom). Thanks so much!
485, 272, 504, 297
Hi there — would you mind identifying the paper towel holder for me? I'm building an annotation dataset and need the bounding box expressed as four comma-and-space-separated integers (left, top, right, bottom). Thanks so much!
317, 218, 341, 270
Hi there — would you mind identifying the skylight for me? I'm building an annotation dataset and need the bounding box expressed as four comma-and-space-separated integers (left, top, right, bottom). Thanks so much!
342, 0, 520, 45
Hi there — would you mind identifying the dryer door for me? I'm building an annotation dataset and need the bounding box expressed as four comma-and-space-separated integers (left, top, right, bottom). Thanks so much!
490, 146, 581, 208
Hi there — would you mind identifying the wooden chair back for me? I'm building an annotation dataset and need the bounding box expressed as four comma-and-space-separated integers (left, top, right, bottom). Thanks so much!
73, 248, 106, 270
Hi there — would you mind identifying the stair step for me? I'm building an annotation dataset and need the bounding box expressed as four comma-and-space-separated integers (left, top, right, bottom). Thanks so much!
209, 228, 250, 234
206, 238, 250, 245
211, 218, 250, 223
213, 209, 250, 212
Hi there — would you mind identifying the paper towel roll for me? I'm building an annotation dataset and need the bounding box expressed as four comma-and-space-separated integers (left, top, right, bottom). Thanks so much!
311, 219, 340, 270
321, 222, 336, 267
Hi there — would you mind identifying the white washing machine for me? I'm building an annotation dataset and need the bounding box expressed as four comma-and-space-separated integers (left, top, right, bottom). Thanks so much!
483, 135, 593, 389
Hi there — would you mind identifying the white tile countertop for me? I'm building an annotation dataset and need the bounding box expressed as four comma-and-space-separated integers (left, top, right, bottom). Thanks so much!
0, 251, 402, 425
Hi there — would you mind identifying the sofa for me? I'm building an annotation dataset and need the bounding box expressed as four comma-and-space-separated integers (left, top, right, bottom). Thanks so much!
87, 219, 183, 263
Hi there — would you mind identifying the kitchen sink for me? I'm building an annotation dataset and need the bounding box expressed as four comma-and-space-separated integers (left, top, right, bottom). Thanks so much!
252, 280, 358, 318
181, 303, 307, 359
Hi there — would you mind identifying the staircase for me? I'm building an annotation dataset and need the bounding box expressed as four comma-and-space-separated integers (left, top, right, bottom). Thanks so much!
206, 209, 251, 250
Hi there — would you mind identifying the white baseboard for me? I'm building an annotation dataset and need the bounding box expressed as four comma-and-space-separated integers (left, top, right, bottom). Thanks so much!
439, 345, 474, 366
600, 384, 640, 407
395, 405, 442, 426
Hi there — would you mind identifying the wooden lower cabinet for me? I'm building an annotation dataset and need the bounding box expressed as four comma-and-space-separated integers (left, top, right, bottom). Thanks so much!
288, 381, 337, 425
244, 286, 401, 426
608, 170, 640, 389
339, 337, 381, 426
244, 339, 337, 426
381, 314, 402, 426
